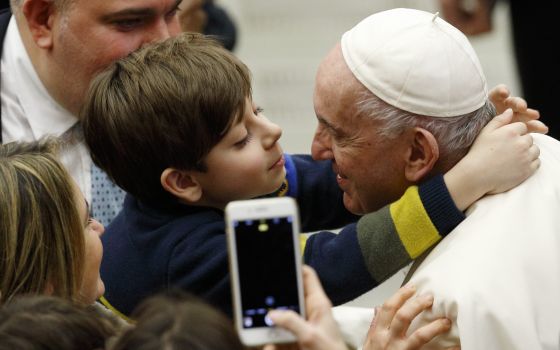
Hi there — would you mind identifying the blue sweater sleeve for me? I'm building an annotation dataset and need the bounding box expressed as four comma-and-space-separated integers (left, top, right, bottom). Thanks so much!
304, 225, 376, 305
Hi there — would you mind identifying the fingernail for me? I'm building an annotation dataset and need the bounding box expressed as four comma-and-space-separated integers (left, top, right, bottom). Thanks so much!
423, 295, 434, 303
442, 318, 452, 327
405, 284, 415, 290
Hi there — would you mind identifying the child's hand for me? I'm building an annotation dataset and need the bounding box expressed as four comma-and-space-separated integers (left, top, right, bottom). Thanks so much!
489, 84, 548, 134
444, 109, 540, 210
468, 109, 540, 195
362, 285, 458, 350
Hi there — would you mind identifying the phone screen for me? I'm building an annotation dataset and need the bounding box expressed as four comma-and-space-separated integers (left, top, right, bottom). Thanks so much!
233, 216, 300, 329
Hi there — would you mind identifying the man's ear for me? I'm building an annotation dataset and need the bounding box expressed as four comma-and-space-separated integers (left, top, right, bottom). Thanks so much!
22, 0, 56, 49
404, 128, 439, 182
160, 168, 203, 204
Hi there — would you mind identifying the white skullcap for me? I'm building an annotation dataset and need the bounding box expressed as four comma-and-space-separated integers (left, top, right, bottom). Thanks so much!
341, 8, 488, 117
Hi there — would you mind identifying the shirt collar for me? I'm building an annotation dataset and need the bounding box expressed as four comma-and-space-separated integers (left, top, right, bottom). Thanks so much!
4, 18, 77, 138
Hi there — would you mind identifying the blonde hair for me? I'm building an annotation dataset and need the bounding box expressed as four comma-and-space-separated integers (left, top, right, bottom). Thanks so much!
0, 140, 85, 304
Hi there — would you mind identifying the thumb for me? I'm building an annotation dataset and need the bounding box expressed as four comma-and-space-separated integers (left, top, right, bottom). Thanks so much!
487, 108, 513, 130
267, 310, 309, 339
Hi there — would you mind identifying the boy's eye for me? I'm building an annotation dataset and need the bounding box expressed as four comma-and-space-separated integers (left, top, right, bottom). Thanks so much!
235, 132, 253, 147
254, 107, 264, 115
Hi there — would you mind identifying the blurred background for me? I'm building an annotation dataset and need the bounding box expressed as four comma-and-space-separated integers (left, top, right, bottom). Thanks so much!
210, 0, 519, 306
220, 0, 520, 154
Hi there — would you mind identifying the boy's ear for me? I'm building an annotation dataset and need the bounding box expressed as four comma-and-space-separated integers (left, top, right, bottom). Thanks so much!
404, 128, 439, 182
22, 0, 56, 49
160, 168, 203, 204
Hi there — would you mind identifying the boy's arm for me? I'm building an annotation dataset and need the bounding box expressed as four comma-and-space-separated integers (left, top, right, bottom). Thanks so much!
304, 109, 541, 305
303, 174, 460, 305
444, 109, 540, 210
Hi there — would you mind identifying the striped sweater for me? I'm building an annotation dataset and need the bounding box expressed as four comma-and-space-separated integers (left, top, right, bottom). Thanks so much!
100, 154, 464, 317
289, 155, 464, 305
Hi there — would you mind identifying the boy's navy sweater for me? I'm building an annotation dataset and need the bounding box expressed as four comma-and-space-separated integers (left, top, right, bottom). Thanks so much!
100, 155, 463, 317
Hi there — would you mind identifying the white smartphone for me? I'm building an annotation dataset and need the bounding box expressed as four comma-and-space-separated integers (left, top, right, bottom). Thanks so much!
225, 197, 305, 346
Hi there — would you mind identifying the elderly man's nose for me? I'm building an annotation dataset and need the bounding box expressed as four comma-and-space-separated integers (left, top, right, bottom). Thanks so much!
311, 130, 333, 160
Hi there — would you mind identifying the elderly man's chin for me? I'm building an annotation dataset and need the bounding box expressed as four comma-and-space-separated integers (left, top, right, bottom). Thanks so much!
343, 189, 391, 215
342, 192, 367, 215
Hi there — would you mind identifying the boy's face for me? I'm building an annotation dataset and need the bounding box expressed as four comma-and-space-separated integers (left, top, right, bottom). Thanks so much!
194, 98, 286, 209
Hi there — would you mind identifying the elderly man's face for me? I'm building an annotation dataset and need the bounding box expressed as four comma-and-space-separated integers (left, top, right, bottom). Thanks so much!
33, 0, 182, 115
311, 45, 410, 215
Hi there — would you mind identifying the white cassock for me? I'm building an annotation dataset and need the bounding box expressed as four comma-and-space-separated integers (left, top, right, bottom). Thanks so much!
405, 133, 560, 350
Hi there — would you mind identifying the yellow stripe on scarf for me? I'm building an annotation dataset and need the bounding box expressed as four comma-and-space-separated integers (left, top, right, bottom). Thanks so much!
390, 186, 441, 258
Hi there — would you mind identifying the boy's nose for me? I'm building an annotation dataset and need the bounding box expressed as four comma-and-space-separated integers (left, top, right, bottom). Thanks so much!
262, 120, 282, 149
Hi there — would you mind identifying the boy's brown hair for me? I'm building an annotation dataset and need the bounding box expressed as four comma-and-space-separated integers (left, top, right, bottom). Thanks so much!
81, 33, 252, 205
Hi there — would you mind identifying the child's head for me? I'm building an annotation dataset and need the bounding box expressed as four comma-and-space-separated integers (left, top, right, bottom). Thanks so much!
0, 140, 105, 305
0, 295, 120, 350
82, 33, 285, 209
109, 290, 245, 350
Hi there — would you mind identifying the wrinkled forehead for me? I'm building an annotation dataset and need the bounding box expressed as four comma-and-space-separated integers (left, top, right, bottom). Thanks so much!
316, 44, 353, 88
315, 44, 367, 121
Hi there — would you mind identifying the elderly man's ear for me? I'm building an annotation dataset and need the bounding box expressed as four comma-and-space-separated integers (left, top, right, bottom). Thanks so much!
22, 0, 56, 49
403, 128, 439, 183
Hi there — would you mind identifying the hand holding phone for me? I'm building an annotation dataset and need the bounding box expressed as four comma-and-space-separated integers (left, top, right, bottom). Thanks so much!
264, 266, 349, 350
225, 197, 305, 346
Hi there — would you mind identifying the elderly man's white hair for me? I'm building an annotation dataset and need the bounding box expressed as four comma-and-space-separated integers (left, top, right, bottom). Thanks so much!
355, 88, 496, 169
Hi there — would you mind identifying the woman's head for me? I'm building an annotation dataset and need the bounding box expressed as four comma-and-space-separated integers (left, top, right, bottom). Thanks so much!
0, 139, 104, 304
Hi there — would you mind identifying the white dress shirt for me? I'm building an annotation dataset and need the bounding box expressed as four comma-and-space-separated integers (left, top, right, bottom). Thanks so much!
405, 134, 560, 350
1, 17, 92, 203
